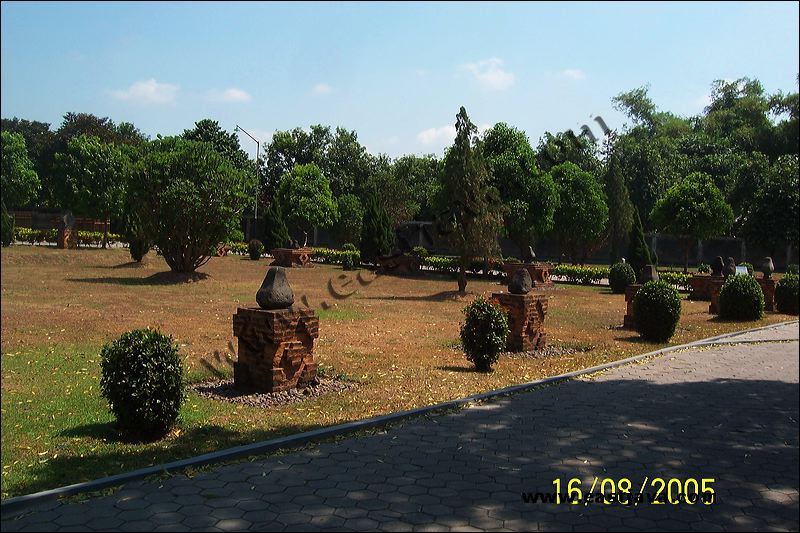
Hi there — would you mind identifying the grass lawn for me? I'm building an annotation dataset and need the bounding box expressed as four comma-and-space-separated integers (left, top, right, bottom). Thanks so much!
1, 245, 792, 498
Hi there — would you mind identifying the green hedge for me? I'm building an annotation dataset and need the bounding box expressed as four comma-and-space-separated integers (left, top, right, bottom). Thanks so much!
658, 271, 690, 291
13, 227, 125, 246
551, 265, 609, 285
311, 247, 361, 266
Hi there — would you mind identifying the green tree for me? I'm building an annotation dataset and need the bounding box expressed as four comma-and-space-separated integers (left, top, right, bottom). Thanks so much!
390, 154, 442, 221
482, 122, 558, 256
325, 127, 371, 197
627, 210, 652, 282
54, 135, 129, 247
182, 119, 250, 173
536, 130, 601, 174
276, 163, 338, 246
128, 137, 252, 272
1, 117, 54, 207
551, 162, 609, 264
602, 133, 635, 263
261, 125, 332, 201
741, 154, 799, 258
1, 131, 40, 209
702, 78, 773, 155
360, 193, 394, 263
651, 172, 734, 273
769, 85, 799, 158
334, 193, 364, 246
439, 107, 504, 293
261, 200, 291, 250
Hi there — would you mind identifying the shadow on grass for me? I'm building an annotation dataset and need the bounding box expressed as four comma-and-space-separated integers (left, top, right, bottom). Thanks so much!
67, 271, 210, 286
15, 422, 322, 499
436, 365, 478, 373
365, 290, 471, 302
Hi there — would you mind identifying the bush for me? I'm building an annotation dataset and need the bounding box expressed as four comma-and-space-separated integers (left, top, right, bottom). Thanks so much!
99, 328, 185, 439
719, 275, 764, 320
129, 236, 151, 262
248, 239, 264, 260
342, 251, 356, 270
460, 297, 509, 372
410, 246, 429, 258
697, 263, 710, 274
739, 262, 754, 276
608, 262, 636, 293
775, 273, 799, 315
787, 264, 799, 275
658, 271, 690, 291
342, 242, 359, 252
551, 264, 609, 285
627, 210, 652, 282
633, 280, 682, 342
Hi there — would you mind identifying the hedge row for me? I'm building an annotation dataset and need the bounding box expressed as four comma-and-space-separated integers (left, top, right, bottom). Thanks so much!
13, 227, 125, 246
658, 271, 691, 290
551, 264, 609, 285
311, 247, 361, 265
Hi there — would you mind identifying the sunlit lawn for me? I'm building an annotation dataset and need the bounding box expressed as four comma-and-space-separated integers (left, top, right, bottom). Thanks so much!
1, 245, 792, 498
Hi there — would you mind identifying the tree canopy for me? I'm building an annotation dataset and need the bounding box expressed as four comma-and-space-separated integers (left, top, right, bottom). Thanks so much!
1, 131, 40, 209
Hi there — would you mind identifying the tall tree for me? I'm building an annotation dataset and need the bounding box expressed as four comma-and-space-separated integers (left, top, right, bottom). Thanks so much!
741, 154, 799, 258
182, 119, 250, 173
1, 131, 40, 209
128, 137, 252, 273
702, 78, 773, 155
334, 193, 364, 246
276, 163, 338, 246
261, 125, 332, 201
439, 107, 504, 293
54, 135, 130, 247
602, 132, 635, 263
650, 172, 734, 273
536, 130, 601, 174
482, 122, 558, 256
551, 162, 609, 265
360, 193, 393, 263
390, 154, 442, 221
261, 200, 291, 250
627, 210, 652, 282
1, 118, 54, 207
325, 127, 371, 197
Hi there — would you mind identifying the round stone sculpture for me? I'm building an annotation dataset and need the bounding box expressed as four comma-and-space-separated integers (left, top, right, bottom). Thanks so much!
256, 266, 294, 309
761, 257, 774, 279
509, 268, 532, 294
711, 256, 724, 277
724, 257, 736, 278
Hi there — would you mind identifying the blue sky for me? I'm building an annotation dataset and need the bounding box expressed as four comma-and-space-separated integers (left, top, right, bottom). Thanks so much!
2, 1, 798, 159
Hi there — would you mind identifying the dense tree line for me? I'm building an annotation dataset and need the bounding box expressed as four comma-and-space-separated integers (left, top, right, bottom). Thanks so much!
2, 75, 797, 281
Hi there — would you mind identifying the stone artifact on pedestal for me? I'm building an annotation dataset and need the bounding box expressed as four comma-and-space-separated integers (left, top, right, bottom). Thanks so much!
233, 266, 319, 393
723, 257, 736, 278
270, 247, 314, 268
710, 258, 738, 314
376, 253, 421, 275
491, 270, 547, 351
711, 256, 724, 277
757, 257, 776, 312
690, 256, 725, 301
502, 262, 553, 288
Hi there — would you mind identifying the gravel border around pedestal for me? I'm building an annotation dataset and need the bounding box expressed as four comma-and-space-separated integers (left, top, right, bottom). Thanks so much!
190, 378, 353, 408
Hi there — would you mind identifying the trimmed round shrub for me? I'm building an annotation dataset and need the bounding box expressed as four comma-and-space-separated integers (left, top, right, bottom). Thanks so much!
608, 262, 636, 294
100, 328, 185, 439
248, 239, 264, 260
633, 280, 682, 342
342, 242, 358, 252
739, 262, 754, 276
460, 297, 509, 372
719, 275, 764, 320
410, 246, 429, 258
775, 273, 799, 315
697, 263, 710, 274
129, 236, 151, 262
342, 251, 357, 270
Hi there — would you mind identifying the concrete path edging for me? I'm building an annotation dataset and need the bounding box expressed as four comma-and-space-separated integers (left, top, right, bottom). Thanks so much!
2, 319, 797, 513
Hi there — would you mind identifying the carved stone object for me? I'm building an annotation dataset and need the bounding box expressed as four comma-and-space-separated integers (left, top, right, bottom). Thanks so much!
256, 267, 294, 309
761, 257, 774, 280
508, 268, 532, 294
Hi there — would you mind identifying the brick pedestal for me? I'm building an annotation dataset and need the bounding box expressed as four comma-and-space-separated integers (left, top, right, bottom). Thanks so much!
57, 228, 74, 249
623, 284, 642, 328
377, 255, 421, 275
270, 248, 314, 268
233, 307, 319, 393
757, 278, 777, 312
708, 279, 727, 314
689, 275, 724, 301
491, 292, 548, 352
502, 263, 554, 287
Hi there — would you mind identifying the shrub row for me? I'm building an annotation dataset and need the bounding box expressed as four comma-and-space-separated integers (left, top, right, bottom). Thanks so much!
13, 227, 125, 246
657, 271, 691, 290
311, 247, 361, 267
551, 264, 609, 285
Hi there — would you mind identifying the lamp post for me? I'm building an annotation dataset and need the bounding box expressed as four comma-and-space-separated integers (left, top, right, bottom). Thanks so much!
234, 125, 261, 240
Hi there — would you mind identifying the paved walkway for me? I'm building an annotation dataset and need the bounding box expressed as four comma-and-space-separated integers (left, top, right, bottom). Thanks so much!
2, 323, 798, 532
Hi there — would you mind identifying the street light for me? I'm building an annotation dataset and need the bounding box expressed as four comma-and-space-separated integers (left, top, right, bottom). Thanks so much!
234, 125, 261, 240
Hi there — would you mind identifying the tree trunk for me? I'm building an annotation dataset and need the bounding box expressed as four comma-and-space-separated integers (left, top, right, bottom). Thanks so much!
457, 264, 467, 294
102, 227, 108, 249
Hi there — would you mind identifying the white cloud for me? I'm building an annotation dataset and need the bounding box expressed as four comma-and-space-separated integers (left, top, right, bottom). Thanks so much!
207, 87, 251, 103
558, 69, 586, 81
417, 125, 456, 145
313, 83, 332, 95
111, 78, 178, 104
462, 57, 515, 90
